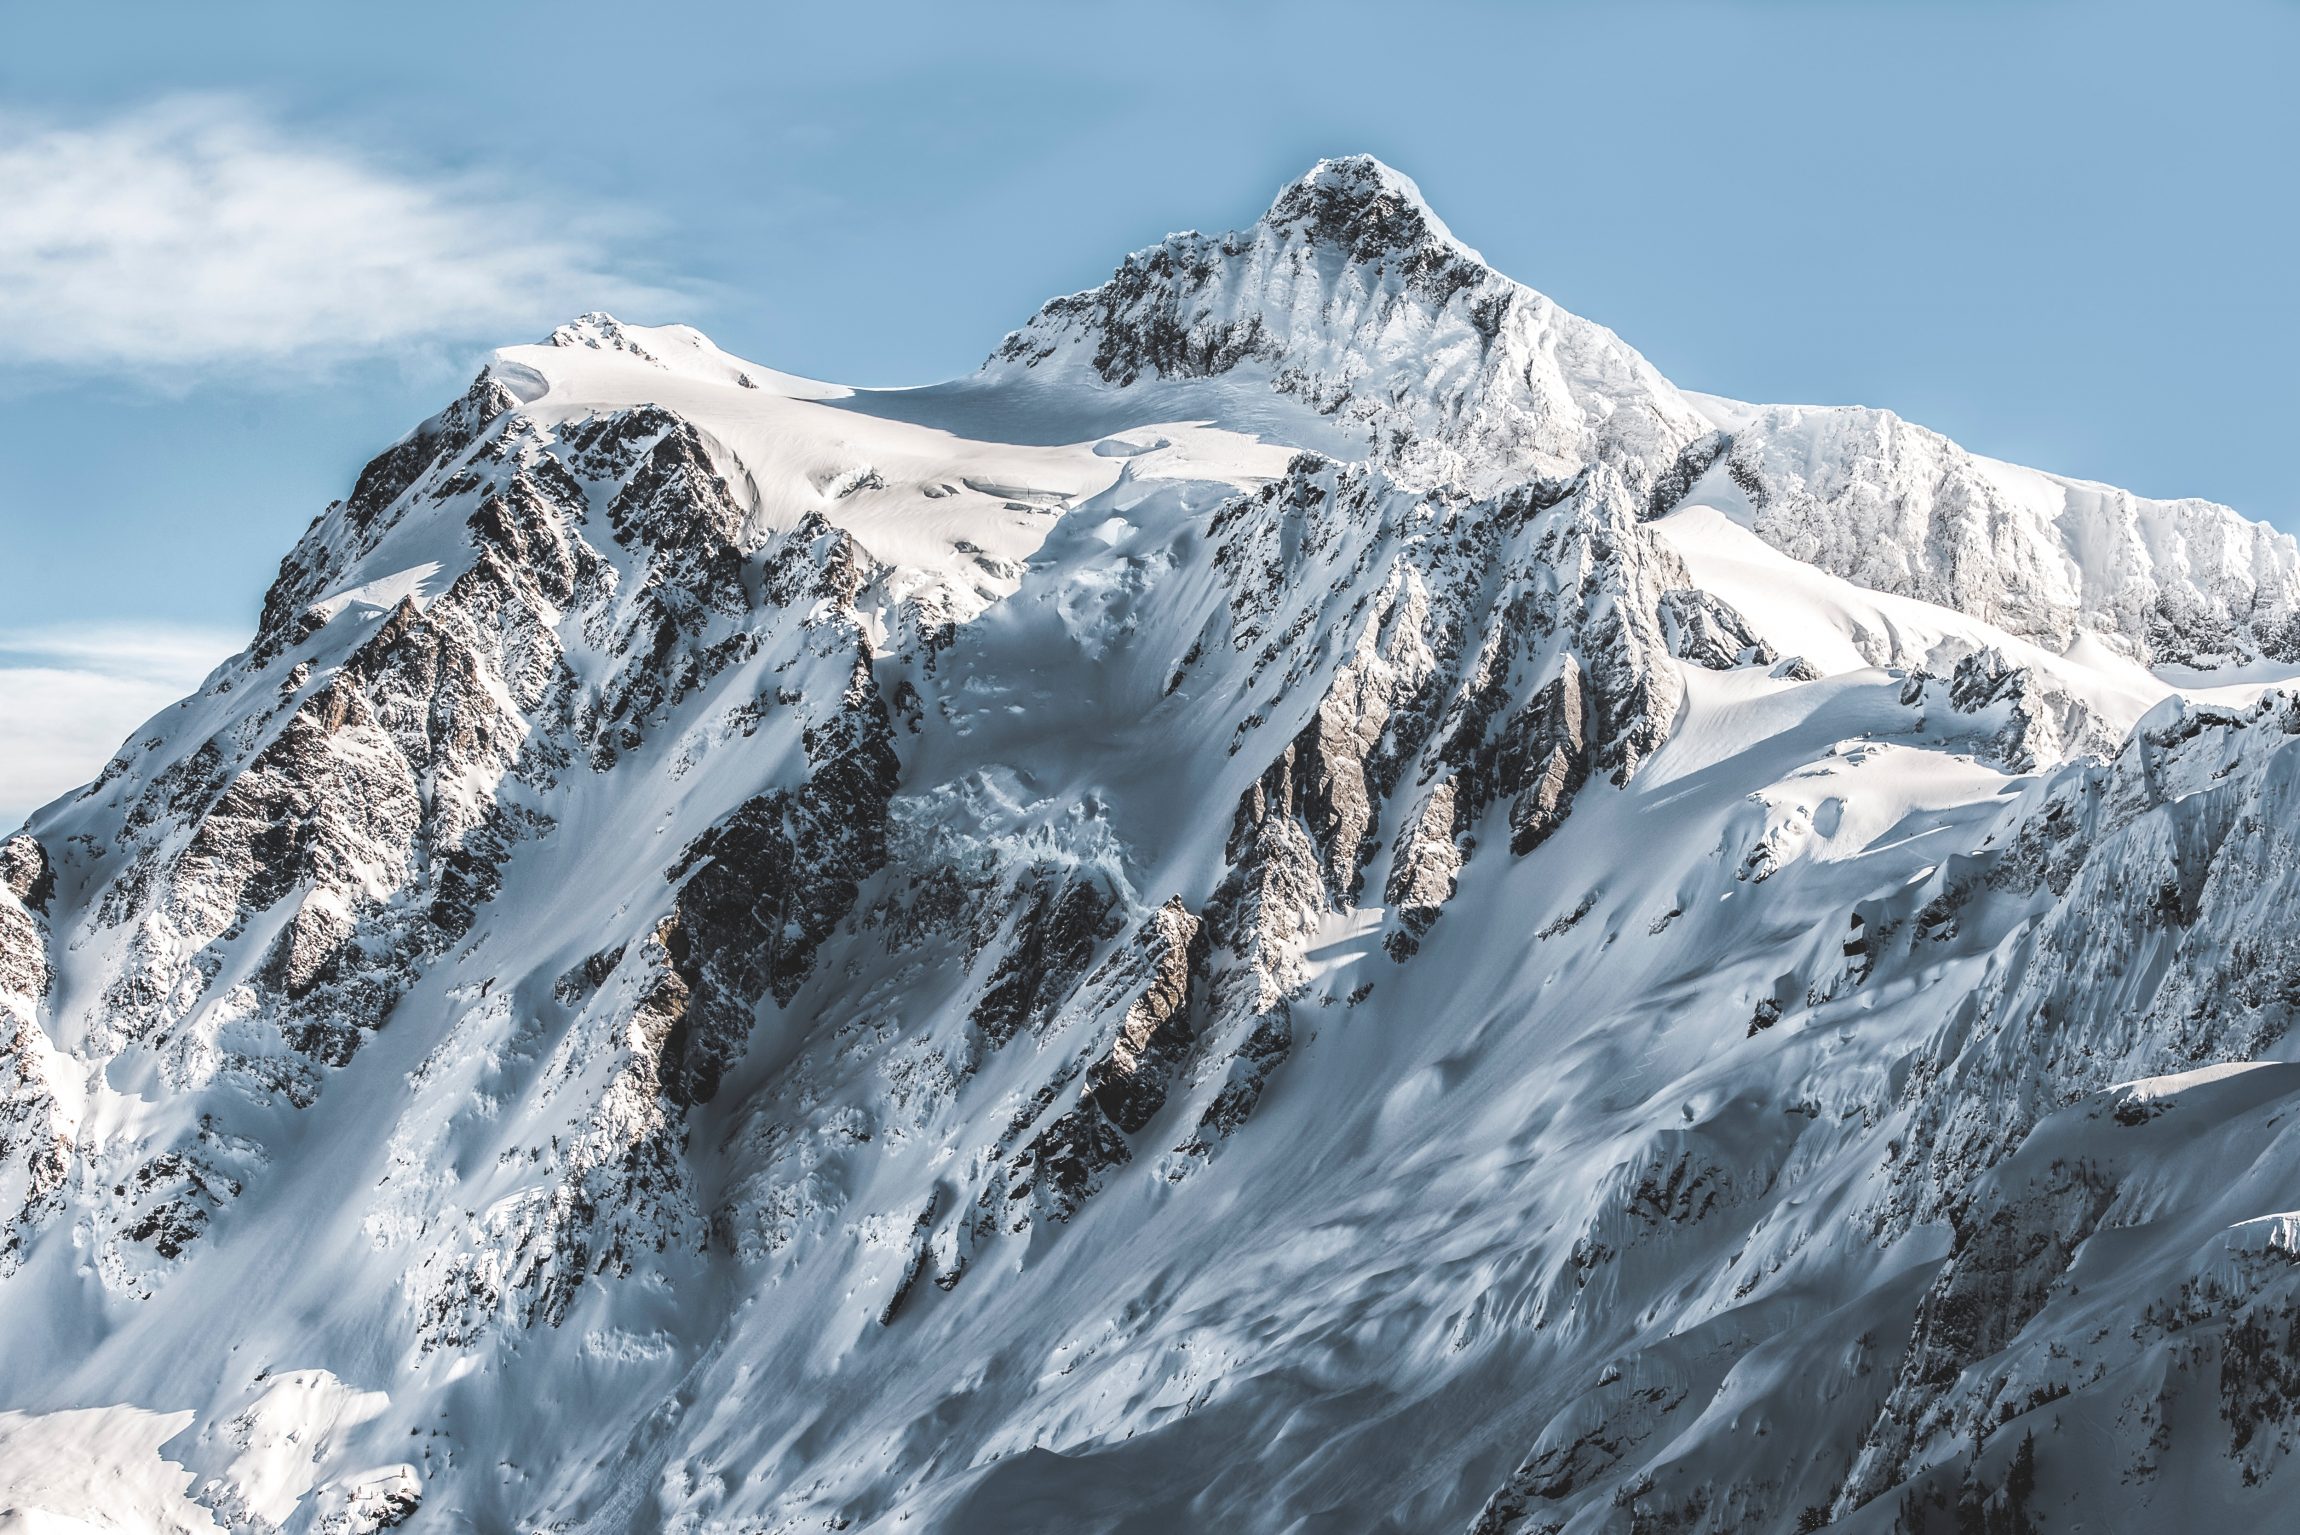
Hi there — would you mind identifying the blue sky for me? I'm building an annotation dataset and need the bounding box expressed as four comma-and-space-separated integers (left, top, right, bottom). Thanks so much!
2, 0, 2296, 817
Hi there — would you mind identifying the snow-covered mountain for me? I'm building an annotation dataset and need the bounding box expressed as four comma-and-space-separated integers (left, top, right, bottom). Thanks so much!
7, 156, 2300, 1534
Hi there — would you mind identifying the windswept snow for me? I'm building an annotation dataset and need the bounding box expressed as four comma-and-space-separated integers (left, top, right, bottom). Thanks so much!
0, 1408, 218, 1535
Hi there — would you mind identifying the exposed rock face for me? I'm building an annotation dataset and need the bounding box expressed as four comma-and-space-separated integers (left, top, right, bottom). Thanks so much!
32, 361, 930, 1316
404, 930, 703, 1348
1895, 645, 2125, 771
967, 867, 1125, 1047
1084, 899, 1209, 1131
0, 836, 51, 1014
12, 160, 2300, 1535
995, 898, 1211, 1226
253, 372, 526, 662
659, 641, 901, 1105
1661, 586, 1776, 672
0, 835, 68, 1276
1839, 1146, 2117, 1512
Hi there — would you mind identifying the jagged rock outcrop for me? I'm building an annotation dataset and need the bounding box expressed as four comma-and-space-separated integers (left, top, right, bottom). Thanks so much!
994, 899, 1210, 1226
0, 835, 51, 1019
967, 866, 1126, 1046
1895, 645, 2124, 771
659, 642, 901, 1104
1378, 464, 1750, 955
1661, 586, 1777, 672
0, 835, 68, 1276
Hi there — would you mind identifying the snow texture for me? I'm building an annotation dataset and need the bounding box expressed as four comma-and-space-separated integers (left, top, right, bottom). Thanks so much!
6, 157, 2300, 1534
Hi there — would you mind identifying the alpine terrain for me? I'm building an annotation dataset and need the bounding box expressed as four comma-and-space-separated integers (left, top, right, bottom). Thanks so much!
12, 158, 2300, 1534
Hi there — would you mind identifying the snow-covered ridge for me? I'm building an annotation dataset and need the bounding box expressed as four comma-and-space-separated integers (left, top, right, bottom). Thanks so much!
7, 158, 2300, 1534
993, 154, 2300, 672
1677, 395, 2300, 669
987, 154, 1713, 500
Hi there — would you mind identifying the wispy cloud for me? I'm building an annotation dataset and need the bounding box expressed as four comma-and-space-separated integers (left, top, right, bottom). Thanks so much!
0, 97, 689, 377
0, 624, 240, 827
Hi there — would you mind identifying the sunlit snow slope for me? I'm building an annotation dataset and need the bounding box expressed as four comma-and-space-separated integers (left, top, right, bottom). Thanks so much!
7, 157, 2300, 1535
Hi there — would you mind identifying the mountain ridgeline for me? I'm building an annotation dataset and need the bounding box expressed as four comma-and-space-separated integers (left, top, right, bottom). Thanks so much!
6, 158, 2300, 1534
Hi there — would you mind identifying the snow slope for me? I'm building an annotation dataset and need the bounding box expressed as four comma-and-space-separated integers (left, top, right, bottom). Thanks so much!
1674, 392, 2300, 669
6, 156, 2300, 1535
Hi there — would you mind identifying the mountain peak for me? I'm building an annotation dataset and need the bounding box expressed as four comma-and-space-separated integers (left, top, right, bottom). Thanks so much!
986, 153, 1700, 495
1257, 154, 1480, 267
21, 154, 2300, 1535
545, 311, 656, 358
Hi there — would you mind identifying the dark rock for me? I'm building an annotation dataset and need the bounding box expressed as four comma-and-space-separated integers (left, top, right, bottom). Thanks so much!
660, 649, 901, 1106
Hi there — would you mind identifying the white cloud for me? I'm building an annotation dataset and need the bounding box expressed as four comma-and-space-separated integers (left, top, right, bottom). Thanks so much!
0, 624, 240, 827
0, 98, 688, 375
